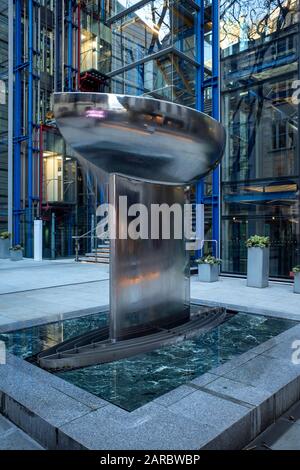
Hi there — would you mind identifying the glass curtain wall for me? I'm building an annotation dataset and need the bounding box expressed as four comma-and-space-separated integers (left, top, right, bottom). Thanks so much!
108, 0, 198, 108
220, 0, 300, 278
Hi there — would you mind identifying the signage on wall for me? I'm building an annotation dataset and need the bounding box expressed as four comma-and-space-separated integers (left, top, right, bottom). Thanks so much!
0, 80, 6, 105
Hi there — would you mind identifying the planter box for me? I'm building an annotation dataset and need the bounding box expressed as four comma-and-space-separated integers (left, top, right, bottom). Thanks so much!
294, 272, 300, 294
198, 264, 219, 283
10, 250, 23, 262
247, 247, 269, 288
0, 239, 10, 259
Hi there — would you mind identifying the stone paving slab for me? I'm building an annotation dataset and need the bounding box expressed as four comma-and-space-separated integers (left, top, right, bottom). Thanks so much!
0, 282, 109, 333
191, 276, 300, 321
0, 415, 43, 450
0, 428, 44, 450
0, 258, 109, 294
0, 355, 109, 449
224, 355, 300, 395
59, 403, 215, 450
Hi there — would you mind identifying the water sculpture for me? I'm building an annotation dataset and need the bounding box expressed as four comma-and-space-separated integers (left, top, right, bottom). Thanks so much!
37, 93, 226, 370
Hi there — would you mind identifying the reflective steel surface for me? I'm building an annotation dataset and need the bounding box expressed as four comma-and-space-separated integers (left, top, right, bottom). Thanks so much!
53, 92, 226, 185
109, 174, 190, 341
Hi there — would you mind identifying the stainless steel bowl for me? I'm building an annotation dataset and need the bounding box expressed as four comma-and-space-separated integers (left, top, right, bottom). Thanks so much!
54, 92, 226, 185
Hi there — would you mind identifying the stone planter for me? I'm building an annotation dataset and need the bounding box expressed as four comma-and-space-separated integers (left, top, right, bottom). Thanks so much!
247, 247, 269, 288
294, 272, 300, 294
198, 264, 219, 283
0, 238, 10, 259
10, 250, 23, 262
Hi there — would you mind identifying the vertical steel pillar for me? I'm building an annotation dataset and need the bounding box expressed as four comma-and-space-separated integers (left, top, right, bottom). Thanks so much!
195, 0, 205, 256
27, 0, 34, 257
13, 0, 22, 245
8, 0, 14, 239
101, 0, 105, 21
195, 0, 221, 258
211, 0, 221, 257
51, 212, 56, 259
54, 0, 62, 91
77, 0, 81, 90
67, 0, 73, 91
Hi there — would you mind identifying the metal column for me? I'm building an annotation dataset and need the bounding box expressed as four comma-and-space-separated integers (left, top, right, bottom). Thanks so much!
195, 0, 205, 257
13, 0, 23, 245
195, 0, 221, 257
211, 0, 221, 257
27, 0, 34, 257
8, 0, 14, 239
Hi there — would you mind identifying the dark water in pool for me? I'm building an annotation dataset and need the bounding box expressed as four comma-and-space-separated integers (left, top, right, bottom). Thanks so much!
0, 312, 296, 411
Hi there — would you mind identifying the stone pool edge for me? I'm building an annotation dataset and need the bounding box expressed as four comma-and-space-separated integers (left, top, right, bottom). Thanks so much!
0, 322, 300, 449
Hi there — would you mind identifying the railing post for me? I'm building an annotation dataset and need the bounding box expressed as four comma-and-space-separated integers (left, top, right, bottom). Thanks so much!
75, 239, 79, 262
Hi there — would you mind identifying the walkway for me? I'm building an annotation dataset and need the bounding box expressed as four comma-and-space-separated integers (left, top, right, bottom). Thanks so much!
0, 259, 299, 333
0, 415, 43, 450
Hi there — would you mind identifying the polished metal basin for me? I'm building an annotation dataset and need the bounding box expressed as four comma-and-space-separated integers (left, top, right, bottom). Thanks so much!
53, 92, 225, 185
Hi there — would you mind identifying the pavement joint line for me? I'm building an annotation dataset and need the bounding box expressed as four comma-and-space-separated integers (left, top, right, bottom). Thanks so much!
187, 383, 255, 409
0, 427, 18, 439
57, 409, 101, 430
0, 278, 109, 296
51, 384, 108, 412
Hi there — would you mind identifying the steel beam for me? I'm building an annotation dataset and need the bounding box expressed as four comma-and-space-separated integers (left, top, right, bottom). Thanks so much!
8, 0, 14, 239
211, 0, 221, 258
13, 0, 22, 245
195, 0, 205, 257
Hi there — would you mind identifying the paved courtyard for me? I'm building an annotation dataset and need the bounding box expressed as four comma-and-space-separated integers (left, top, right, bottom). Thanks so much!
0, 259, 299, 333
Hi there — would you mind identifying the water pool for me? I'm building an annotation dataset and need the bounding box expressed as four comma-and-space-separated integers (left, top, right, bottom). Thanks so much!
0, 311, 296, 411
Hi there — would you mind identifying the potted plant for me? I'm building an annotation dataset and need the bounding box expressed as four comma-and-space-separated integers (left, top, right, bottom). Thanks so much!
0, 232, 11, 259
246, 235, 270, 288
196, 255, 222, 283
293, 266, 300, 294
9, 245, 23, 262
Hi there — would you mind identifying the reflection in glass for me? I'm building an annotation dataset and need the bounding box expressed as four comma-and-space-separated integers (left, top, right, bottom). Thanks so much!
221, 0, 300, 278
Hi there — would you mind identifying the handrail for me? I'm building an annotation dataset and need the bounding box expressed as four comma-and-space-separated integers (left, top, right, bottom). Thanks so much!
73, 227, 109, 262
72, 227, 96, 241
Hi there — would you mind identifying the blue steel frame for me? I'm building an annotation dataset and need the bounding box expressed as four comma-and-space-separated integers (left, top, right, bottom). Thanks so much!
13, 0, 40, 255
26, 0, 35, 257
13, 0, 24, 245
196, 0, 220, 257
66, 0, 74, 91
12, 0, 221, 257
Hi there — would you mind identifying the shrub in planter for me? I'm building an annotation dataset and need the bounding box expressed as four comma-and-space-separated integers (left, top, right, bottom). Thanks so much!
196, 255, 221, 283
10, 245, 23, 262
246, 236, 270, 288
293, 266, 300, 294
0, 232, 11, 259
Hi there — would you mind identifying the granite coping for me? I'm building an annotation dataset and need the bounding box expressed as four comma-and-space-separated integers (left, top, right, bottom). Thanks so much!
0, 322, 300, 449
0, 305, 110, 334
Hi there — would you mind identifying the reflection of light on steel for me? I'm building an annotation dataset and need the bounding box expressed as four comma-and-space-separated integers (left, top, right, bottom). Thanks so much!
120, 271, 161, 287
85, 109, 106, 119
54, 92, 226, 186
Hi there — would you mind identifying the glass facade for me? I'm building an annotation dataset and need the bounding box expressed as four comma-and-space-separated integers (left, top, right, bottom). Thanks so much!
108, 0, 199, 108
220, 0, 300, 278
1, 0, 299, 274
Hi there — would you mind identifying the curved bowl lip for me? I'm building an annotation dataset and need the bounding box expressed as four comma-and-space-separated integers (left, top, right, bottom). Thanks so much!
53, 92, 226, 185
53, 91, 225, 130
